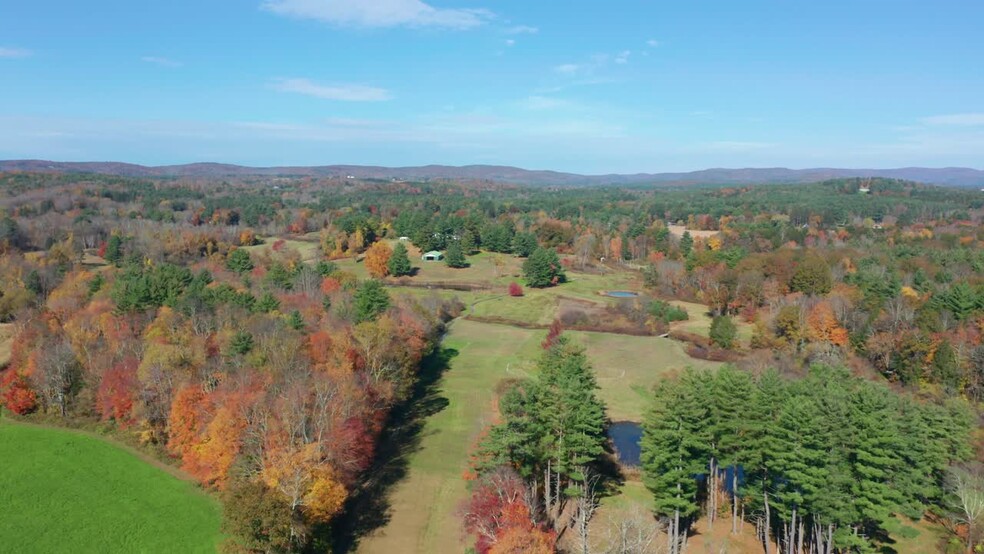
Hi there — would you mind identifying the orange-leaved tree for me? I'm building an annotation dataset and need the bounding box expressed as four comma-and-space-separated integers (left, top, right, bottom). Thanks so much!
364, 241, 393, 278
807, 301, 849, 346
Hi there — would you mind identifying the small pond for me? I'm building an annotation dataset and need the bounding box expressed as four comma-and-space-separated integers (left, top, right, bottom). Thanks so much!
604, 290, 639, 298
608, 421, 642, 466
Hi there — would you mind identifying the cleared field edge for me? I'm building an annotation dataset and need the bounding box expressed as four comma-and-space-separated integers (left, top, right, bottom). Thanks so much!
0, 322, 14, 368
0, 419, 223, 553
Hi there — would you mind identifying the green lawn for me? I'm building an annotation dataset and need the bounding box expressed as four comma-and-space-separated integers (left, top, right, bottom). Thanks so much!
567, 330, 721, 421
669, 299, 754, 346
242, 236, 321, 262
0, 420, 222, 554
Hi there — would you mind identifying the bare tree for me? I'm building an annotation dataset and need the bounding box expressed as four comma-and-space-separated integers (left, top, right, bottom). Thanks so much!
572, 467, 601, 554
34, 338, 81, 417
948, 463, 984, 554
601, 506, 664, 554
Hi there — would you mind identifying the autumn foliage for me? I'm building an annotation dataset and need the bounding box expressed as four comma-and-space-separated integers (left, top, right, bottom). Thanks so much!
807, 301, 849, 346
364, 240, 393, 278
508, 282, 523, 297
541, 319, 563, 350
461, 467, 556, 554
96, 357, 138, 425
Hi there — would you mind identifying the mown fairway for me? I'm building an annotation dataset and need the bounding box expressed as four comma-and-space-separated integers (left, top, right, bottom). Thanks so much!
0, 421, 222, 554
356, 318, 716, 553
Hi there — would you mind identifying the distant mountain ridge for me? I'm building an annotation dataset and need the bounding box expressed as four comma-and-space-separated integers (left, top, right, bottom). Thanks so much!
1, 159, 982, 187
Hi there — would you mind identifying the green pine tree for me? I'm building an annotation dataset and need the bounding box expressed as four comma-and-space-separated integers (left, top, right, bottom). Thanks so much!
255, 292, 280, 313
679, 231, 694, 258
444, 240, 468, 268
511, 232, 538, 257
710, 315, 738, 349
354, 279, 390, 323
226, 248, 254, 274
387, 242, 413, 276
460, 229, 478, 255
640, 370, 710, 554
522, 247, 566, 288
286, 310, 305, 330
229, 331, 254, 355
105, 235, 124, 265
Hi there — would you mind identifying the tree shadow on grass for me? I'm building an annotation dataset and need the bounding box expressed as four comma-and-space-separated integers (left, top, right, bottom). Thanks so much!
325, 346, 459, 553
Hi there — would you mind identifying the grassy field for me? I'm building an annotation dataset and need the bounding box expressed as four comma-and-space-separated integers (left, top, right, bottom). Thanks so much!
0, 420, 222, 553
0, 322, 14, 368
356, 319, 715, 553
669, 299, 754, 346
568, 330, 720, 421
242, 236, 321, 262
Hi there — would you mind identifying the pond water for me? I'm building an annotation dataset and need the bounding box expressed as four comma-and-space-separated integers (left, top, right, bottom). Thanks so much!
605, 290, 639, 298
608, 421, 642, 466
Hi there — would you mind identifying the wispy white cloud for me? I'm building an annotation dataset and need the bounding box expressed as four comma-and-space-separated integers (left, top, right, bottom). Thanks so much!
261, 0, 492, 29
504, 24, 538, 34
141, 56, 183, 68
325, 117, 386, 127
646, 39, 660, 47
614, 50, 631, 64
706, 141, 774, 152
920, 113, 984, 127
520, 95, 574, 110
0, 47, 32, 59
272, 78, 392, 101
554, 63, 580, 75
504, 39, 515, 47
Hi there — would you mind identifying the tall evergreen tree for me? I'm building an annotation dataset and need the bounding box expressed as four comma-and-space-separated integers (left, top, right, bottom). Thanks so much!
708, 366, 755, 533
444, 240, 468, 268
641, 370, 709, 554
105, 234, 123, 265
387, 242, 413, 276
523, 247, 566, 288
511, 232, 539, 258
679, 231, 694, 258
477, 336, 607, 525
709, 315, 738, 349
460, 229, 478, 255
226, 248, 253, 274
354, 279, 391, 322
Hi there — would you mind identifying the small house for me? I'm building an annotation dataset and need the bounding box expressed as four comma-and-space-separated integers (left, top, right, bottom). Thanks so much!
422, 251, 444, 262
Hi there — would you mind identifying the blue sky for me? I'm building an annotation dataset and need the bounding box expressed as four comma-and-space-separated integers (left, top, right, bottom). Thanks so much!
1, 0, 982, 172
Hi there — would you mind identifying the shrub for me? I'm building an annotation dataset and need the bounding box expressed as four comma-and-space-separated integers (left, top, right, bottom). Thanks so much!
508, 282, 523, 297
648, 300, 688, 324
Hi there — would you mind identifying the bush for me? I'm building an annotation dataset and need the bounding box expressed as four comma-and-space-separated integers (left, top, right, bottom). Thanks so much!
508, 282, 523, 297
648, 300, 688, 324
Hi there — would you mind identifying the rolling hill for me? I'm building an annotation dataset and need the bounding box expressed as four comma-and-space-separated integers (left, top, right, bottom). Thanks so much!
0, 159, 982, 187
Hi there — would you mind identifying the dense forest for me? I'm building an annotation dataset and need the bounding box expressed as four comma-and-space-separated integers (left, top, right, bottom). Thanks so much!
0, 171, 981, 553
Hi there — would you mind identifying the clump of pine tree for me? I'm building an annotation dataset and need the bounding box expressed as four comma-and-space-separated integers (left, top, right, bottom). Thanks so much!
641, 365, 974, 554
472, 334, 608, 531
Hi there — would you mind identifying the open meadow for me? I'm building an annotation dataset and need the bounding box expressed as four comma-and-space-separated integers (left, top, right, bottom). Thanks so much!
355, 318, 718, 553
0, 420, 222, 554
0, 323, 14, 368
